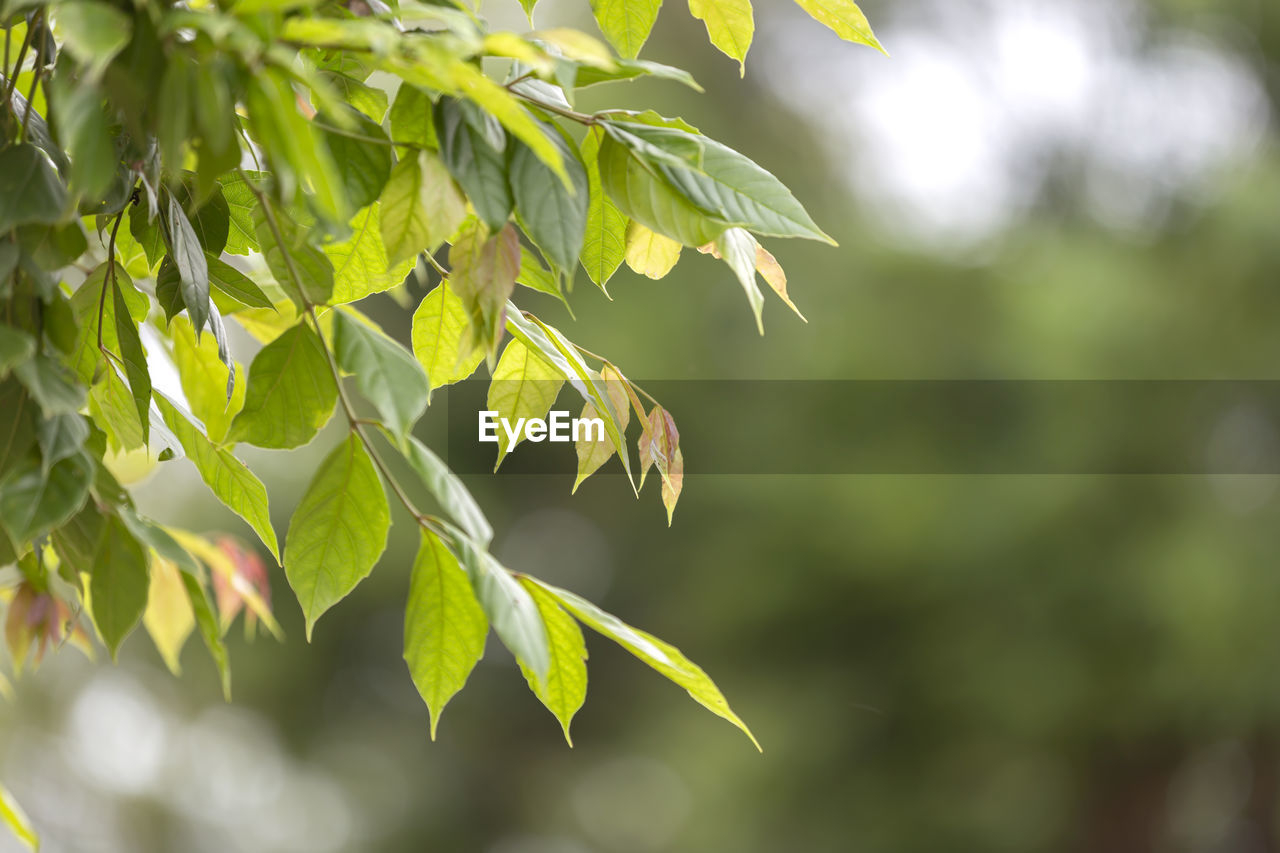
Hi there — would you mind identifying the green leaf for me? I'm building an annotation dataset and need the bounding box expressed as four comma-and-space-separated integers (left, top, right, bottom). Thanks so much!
708, 226, 764, 332
112, 279, 152, 431
404, 530, 489, 739
516, 246, 566, 304
174, 185, 232, 256
327, 204, 415, 303
655, 133, 835, 243
166, 194, 211, 334
0, 452, 93, 542
157, 395, 280, 562
90, 514, 151, 659
0, 381, 38, 483
794, 0, 885, 53
688, 0, 754, 72
400, 436, 492, 546
579, 128, 629, 291
54, 81, 116, 201
0, 144, 69, 233
380, 150, 467, 266
225, 323, 338, 449
535, 579, 760, 749
37, 413, 90, 475
0, 782, 38, 851
435, 98, 513, 232
590, 0, 662, 59
218, 173, 262, 255
411, 282, 484, 392
509, 123, 589, 276
181, 568, 232, 700
487, 338, 564, 467
517, 577, 588, 744
450, 64, 569, 186
450, 222, 521, 367
208, 256, 273, 310
253, 202, 335, 308
59, 1, 132, 78
13, 355, 85, 417
332, 309, 431, 439
388, 84, 437, 151
325, 70, 389, 123
157, 58, 193, 172
0, 324, 35, 378
128, 204, 165, 268
318, 108, 393, 211
598, 133, 727, 247
88, 366, 146, 452
575, 58, 702, 90
452, 535, 550, 684
284, 433, 390, 639
171, 315, 244, 444
67, 264, 147, 384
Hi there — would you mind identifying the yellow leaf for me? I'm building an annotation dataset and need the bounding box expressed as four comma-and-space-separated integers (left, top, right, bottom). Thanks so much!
699, 238, 806, 321
487, 339, 565, 467
624, 222, 682, 279
794, 0, 887, 55
573, 365, 630, 492
533, 28, 618, 69
143, 556, 195, 675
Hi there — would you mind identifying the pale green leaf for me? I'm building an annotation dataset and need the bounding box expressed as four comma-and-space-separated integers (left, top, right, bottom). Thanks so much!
579, 128, 628, 291
517, 577, 587, 744
794, 0, 885, 53
326, 204, 415, 303
712, 226, 765, 333
380, 151, 466, 267
400, 435, 493, 546
404, 530, 488, 739
535, 579, 760, 749
688, 0, 754, 72
624, 221, 682, 279
0, 782, 38, 851
284, 434, 390, 639
487, 338, 564, 467
451, 535, 550, 683
170, 316, 244, 445
590, 0, 662, 59
157, 394, 281, 563
411, 282, 484, 390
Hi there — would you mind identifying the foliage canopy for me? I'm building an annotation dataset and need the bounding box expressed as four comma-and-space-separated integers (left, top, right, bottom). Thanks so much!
0, 0, 880, 844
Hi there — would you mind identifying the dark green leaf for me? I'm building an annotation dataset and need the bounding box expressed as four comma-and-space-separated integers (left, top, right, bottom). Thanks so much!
435, 97, 512, 232
207, 255, 272, 310
318, 107, 392, 211
112, 278, 152, 432
0, 324, 35, 377
14, 354, 86, 416
0, 451, 92, 542
509, 123, 589, 275
0, 144, 69, 233
91, 514, 150, 659
331, 309, 430, 439
166, 194, 211, 333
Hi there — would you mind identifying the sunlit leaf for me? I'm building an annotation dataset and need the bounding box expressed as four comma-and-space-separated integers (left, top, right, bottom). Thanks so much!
517, 577, 587, 744
589, 0, 662, 59
573, 365, 629, 491
579, 128, 628, 291
143, 555, 195, 675
688, 0, 754, 73
404, 530, 488, 739
332, 309, 431, 439
624, 221, 682, 279
411, 282, 484, 391
0, 782, 38, 851
326, 204, 415, 303
225, 323, 338, 450
284, 434, 390, 639
487, 338, 564, 467
794, 0, 886, 54
380, 151, 466, 267
449, 222, 521, 367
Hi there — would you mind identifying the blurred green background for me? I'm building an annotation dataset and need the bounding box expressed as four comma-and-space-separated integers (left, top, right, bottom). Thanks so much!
8, 0, 1280, 850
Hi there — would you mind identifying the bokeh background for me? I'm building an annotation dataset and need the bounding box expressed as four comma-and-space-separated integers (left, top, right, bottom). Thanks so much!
7, 0, 1280, 850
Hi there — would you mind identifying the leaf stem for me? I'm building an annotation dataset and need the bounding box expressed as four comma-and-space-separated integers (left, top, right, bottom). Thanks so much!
564, 339, 660, 406
509, 90, 597, 125
2, 13, 35, 104
419, 249, 450, 279
97, 202, 130, 353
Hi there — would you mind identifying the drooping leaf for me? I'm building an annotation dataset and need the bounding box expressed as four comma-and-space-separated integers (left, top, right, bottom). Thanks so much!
59, 0, 132, 78
573, 365, 630, 491
88, 366, 146, 452
252, 202, 335, 308
590, 0, 662, 59
207, 256, 273, 312
217, 172, 263, 255
624, 221, 682, 279
317, 108, 393, 210
399, 436, 493, 546
597, 132, 727, 247
0, 324, 34, 378
112, 279, 152, 431
67, 264, 147, 384
449, 64, 569, 185
284, 433, 390, 639
156, 395, 280, 562
636, 404, 684, 523
404, 530, 489, 739
0, 144, 69, 233
451, 534, 550, 683
388, 84, 437, 152
225, 323, 338, 449
535, 579, 760, 749
517, 577, 588, 744
579, 129, 628, 291
688, 0, 754, 72
90, 514, 151, 659
171, 313, 243, 444
143, 555, 196, 676
575, 58, 702, 90
410, 281, 484, 390
509, 123, 589, 276
13, 355, 86, 417
486, 338, 564, 467
794, 0, 885, 53
166, 194, 211, 334
434, 98, 513, 232
449, 222, 521, 366
332, 309, 431, 439
710, 226, 765, 333
699, 234, 805, 320
37, 413, 90, 475
380, 150, 467, 267
0, 452, 93, 543
326, 204, 415, 303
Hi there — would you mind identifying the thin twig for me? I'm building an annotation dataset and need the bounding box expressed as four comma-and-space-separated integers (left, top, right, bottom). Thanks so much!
3, 13, 35, 103
97, 204, 130, 352
419, 249, 450, 279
